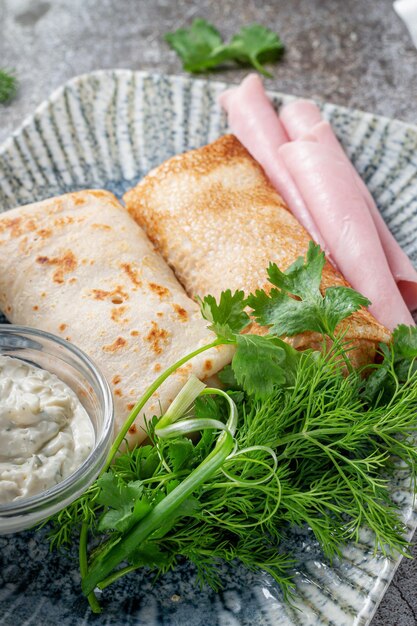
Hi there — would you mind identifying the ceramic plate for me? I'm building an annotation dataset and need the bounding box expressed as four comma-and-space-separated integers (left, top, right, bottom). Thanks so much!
1, 70, 417, 626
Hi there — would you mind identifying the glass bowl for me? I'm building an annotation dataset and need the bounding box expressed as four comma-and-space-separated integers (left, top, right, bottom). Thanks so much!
0, 325, 114, 534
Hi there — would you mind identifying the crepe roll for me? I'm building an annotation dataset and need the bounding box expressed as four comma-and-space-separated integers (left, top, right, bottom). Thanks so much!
124, 135, 390, 366
0, 190, 233, 446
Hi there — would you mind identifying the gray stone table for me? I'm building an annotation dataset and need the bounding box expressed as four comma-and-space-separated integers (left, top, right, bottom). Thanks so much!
1, 0, 417, 623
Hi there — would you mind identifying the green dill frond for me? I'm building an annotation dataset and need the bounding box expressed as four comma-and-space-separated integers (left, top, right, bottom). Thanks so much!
45, 482, 101, 550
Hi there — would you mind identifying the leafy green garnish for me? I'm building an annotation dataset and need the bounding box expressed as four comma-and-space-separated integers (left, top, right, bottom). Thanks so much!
248, 242, 370, 336
199, 288, 300, 399
43, 242, 417, 614
198, 289, 250, 341
217, 364, 240, 389
226, 25, 285, 77
363, 324, 417, 405
165, 19, 284, 77
96, 473, 151, 533
0, 69, 18, 103
232, 334, 290, 399
47, 339, 417, 609
165, 438, 195, 472
392, 324, 417, 359
165, 19, 226, 73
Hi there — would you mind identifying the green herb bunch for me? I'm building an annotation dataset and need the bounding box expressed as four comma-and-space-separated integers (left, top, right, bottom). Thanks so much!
0, 69, 18, 103
45, 243, 417, 613
165, 19, 284, 77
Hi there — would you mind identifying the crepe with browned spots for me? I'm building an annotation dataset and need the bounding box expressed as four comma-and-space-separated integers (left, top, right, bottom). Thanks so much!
0, 190, 233, 446
124, 135, 390, 367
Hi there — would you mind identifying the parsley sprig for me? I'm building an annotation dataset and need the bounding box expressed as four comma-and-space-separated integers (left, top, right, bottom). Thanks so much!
165, 19, 284, 77
44, 243, 417, 613
247, 242, 370, 337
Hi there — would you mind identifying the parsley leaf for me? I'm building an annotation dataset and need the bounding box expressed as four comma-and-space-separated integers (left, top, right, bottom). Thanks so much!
321, 286, 371, 332
96, 473, 151, 533
113, 444, 160, 481
165, 19, 284, 76
232, 335, 288, 399
195, 393, 227, 420
218, 364, 240, 389
392, 324, 417, 359
227, 25, 284, 77
0, 69, 18, 103
166, 439, 195, 472
363, 325, 417, 405
165, 19, 227, 73
248, 242, 370, 337
267, 241, 325, 298
199, 289, 250, 341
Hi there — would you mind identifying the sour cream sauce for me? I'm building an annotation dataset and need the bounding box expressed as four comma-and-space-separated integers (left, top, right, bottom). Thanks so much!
0, 355, 94, 504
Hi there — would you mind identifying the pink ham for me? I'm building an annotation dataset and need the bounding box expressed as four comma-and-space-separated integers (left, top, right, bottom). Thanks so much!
219, 76, 416, 328
219, 74, 326, 249
279, 99, 322, 140
280, 101, 417, 310
279, 139, 414, 329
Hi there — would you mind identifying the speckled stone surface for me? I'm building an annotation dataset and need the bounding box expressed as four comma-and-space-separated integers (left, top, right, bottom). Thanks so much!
1, 1, 417, 624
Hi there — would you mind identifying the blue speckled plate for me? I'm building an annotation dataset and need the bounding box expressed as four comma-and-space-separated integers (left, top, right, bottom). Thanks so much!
1, 70, 417, 626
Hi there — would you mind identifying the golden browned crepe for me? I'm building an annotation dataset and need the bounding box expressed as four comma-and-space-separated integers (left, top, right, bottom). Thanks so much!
0, 190, 233, 445
124, 135, 390, 365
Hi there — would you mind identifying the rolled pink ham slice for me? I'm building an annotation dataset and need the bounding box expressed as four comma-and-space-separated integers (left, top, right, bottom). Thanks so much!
280, 100, 417, 311
279, 139, 414, 329
219, 74, 326, 249
279, 99, 322, 140
219, 76, 416, 328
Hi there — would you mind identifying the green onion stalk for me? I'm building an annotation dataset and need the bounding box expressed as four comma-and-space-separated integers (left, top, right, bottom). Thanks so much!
79, 340, 241, 609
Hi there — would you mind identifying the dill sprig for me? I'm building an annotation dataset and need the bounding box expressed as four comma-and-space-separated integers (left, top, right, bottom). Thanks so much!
41, 481, 101, 550
235, 348, 417, 557
0, 69, 18, 103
